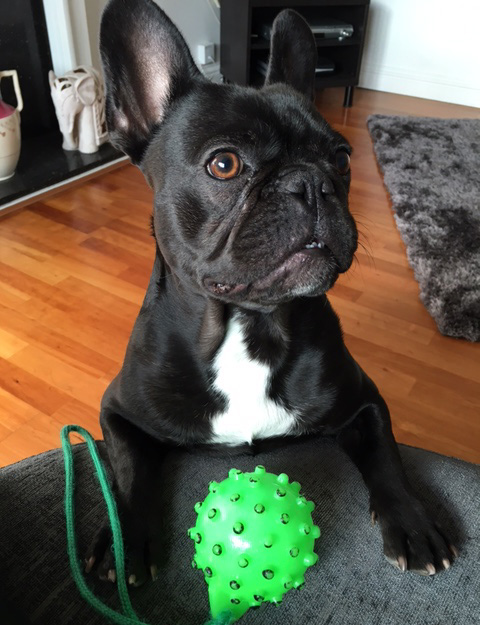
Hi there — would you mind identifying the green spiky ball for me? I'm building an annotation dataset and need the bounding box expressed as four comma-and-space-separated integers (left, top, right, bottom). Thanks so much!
188, 466, 320, 622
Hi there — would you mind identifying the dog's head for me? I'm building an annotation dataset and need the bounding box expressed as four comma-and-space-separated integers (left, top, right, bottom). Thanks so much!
101, 0, 357, 310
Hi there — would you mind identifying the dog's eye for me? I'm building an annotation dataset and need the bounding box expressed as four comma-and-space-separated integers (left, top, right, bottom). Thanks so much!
207, 152, 243, 180
335, 150, 350, 175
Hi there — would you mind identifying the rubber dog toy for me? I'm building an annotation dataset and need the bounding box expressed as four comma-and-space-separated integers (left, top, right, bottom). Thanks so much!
61, 426, 319, 624
189, 466, 321, 622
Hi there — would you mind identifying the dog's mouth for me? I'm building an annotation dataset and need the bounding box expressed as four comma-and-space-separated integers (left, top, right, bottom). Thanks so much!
304, 238, 327, 251
204, 237, 335, 299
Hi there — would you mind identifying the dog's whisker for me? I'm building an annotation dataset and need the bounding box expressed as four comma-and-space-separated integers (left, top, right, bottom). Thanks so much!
357, 241, 376, 269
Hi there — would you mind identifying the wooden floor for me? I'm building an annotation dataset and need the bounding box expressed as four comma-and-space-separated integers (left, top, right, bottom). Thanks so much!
0, 88, 479, 467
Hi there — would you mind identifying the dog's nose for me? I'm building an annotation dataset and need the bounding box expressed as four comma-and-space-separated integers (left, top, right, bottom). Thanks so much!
283, 176, 307, 197
320, 177, 335, 198
280, 170, 335, 208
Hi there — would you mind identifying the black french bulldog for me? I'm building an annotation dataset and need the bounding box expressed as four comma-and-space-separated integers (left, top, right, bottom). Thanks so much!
87, 0, 456, 586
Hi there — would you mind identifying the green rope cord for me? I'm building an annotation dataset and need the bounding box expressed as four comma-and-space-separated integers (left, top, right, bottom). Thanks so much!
61, 424, 234, 625
61, 425, 141, 624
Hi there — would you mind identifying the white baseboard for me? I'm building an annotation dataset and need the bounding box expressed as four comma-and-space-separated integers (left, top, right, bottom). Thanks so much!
359, 63, 480, 109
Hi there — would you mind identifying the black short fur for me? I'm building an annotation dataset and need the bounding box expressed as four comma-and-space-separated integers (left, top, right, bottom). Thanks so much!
87, 0, 456, 586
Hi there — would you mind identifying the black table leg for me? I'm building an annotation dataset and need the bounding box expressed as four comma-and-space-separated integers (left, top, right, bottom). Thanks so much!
343, 86, 354, 107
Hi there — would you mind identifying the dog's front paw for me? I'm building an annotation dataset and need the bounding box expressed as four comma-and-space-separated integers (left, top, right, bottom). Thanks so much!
371, 495, 457, 576
85, 521, 161, 586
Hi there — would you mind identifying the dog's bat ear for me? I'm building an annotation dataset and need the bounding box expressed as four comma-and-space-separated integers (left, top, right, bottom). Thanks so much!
264, 9, 317, 101
100, 0, 204, 163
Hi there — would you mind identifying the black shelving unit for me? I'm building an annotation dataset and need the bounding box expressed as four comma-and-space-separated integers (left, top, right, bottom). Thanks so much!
220, 0, 370, 107
0, 133, 122, 209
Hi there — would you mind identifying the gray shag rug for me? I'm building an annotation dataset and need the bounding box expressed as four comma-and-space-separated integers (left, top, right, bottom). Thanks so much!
1, 438, 479, 625
367, 115, 480, 342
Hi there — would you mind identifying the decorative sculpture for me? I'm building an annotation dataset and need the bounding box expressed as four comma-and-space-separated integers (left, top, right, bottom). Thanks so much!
49, 65, 108, 154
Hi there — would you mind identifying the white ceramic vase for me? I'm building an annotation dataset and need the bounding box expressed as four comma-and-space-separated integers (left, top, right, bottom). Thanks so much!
0, 70, 23, 181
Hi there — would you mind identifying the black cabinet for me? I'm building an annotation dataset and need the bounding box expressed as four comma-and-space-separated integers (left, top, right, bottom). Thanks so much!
220, 0, 370, 107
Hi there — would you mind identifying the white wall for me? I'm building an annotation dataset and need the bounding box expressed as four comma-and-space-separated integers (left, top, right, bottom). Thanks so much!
153, 0, 221, 80
154, 0, 219, 63
85, 0, 109, 71
44, 0, 99, 75
360, 0, 480, 108
43, 0, 78, 76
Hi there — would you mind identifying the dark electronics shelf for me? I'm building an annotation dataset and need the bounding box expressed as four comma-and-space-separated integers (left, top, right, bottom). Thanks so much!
251, 34, 362, 50
221, 0, 370, 107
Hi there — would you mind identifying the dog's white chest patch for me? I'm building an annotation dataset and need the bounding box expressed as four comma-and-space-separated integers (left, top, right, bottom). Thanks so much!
209, 318, 297, 445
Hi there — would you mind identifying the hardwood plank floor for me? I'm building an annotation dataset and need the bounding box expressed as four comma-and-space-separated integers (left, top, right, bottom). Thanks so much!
0, 87, 478, 467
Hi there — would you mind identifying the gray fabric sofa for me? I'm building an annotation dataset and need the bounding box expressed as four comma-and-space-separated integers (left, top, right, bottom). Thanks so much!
0, 437, 479, 625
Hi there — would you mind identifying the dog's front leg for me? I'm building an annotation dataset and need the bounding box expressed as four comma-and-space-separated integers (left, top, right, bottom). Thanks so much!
86, 409, 165, 586
337, 391, 456, 575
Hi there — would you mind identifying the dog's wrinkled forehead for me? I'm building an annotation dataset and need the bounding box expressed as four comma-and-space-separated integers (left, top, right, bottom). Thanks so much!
146, 83, 344, 176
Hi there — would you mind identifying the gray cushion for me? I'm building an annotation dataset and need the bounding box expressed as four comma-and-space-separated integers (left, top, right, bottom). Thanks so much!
0, 438, 479, 625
